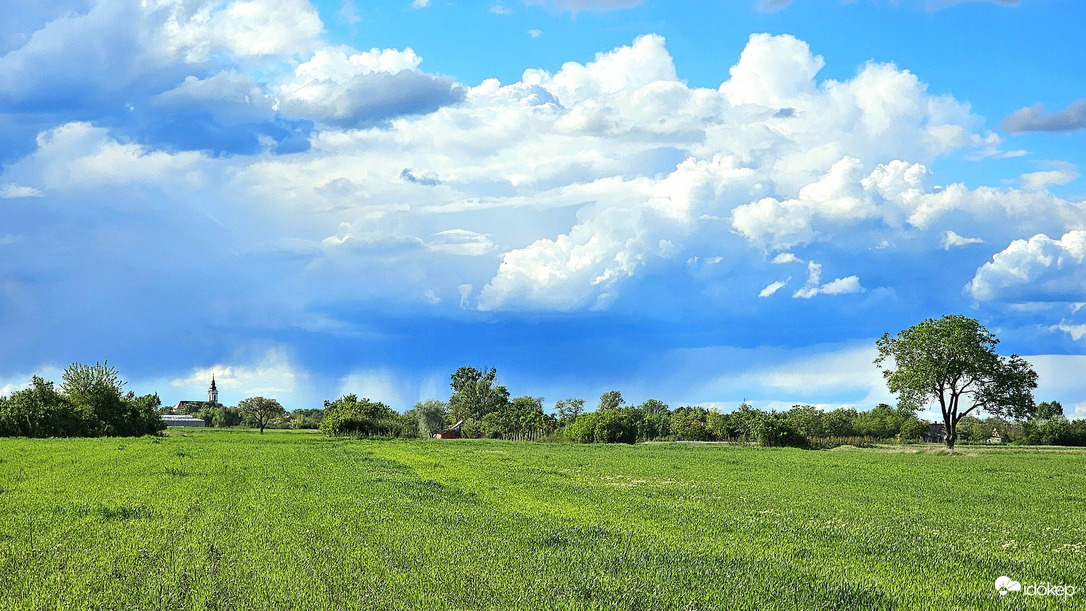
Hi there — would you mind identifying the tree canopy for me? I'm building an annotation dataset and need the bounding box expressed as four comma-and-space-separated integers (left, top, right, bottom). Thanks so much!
410, 399, 448, 438
448, 367, 510, 422
1034, 400, 1064, 421
0, 363, 164, 438
238, 396, 286, 435
320, 395, 417, 438
875, 315, 1038, 449
597, 390, 625, 411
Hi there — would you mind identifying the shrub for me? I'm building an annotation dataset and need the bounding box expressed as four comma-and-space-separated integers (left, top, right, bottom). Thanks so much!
897, 417, 926, 443
752, 413, 807, 448
593, 409, 639, 444
320, 396, 417, 438
564, 412, 600, 443
1017, 417, 1086, 446
670, 407, 712, 441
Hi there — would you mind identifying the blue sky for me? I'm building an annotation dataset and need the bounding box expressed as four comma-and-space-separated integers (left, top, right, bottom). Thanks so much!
2, 0, 1085, 420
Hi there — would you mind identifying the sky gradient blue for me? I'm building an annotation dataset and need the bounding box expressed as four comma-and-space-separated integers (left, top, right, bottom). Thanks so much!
2, 0, 1084, 420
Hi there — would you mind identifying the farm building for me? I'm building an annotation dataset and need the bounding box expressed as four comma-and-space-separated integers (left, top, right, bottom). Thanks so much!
434, 420, 464, 439
923, 422, 963, 443
924, 422, 945, 443
161, 414, 206, 427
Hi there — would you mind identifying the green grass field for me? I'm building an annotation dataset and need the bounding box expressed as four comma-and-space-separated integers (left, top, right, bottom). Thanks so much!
1, 430, 1083, 610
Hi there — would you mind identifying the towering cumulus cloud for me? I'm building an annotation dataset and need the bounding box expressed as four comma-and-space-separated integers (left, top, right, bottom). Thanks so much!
2, 3, 1084, 399
967, 231, 1086, 302
470, 32, 1024, 310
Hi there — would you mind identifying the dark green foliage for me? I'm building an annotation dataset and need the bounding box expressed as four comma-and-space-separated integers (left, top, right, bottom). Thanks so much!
563, 400, 939, 447
238, 397, 287, 434
458, 418, 482, 439
956, 415, 1007, 443
448, 367, 510, 422
1013, 400, 1085, 446
0, 364, 164, 438
669, 406, 712, 441
186, 405, 246, 428
784, 405, 825, 438
638, 398, 669, 415
1034, 400, 1064, 420
481, 396, 548, 439
597, 390, 624, 412
220, 406, 251, 428
635, 410, 670, 441
876, 315, 1039, 449
410, 399, 448, 437
175, 402, 210, 416
320, 395, 418, 438
563, 411, 600, 443
565, 406, 667, 444
62, 362, 126, 435
592, 409, 641, 444
853, 404, 916, 439
727, 401, 762, 439
554, 398, 585, 428
822, 408, 858, 437
289, 408, 326, 430
123, 392, 168, 437
0, 377, 82, 437
1017, 416, 1086, 446
751, 412, 807, 448
897, 417, 926, 442
565, 398, 675, 445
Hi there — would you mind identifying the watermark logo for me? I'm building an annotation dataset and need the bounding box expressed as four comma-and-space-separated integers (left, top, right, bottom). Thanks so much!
995, 576, 1021, 596
996, 576, 1076, 599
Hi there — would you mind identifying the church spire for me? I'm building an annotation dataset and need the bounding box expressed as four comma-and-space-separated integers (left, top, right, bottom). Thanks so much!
208, 375, 219, 404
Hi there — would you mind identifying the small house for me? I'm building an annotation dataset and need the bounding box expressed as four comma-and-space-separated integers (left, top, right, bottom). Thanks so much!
434, 420, 464, 439
923, 422, 946, 443
923, 421, 962, 443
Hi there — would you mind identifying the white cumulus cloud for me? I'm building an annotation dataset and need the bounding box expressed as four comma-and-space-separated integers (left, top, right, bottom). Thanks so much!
168, 348, 309, 404
2, 25, 1078, 322
792, 261, 864, 298
967, 231, 1086, 302
277, 45, 463, 126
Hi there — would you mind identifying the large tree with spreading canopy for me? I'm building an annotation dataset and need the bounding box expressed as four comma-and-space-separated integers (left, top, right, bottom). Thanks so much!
875, 315, 1038, 450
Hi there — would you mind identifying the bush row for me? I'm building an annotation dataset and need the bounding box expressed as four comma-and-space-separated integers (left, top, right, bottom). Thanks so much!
0, 364, 165, 438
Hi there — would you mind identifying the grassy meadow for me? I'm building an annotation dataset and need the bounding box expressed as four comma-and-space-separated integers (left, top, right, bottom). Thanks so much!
1, 430, 1083, 610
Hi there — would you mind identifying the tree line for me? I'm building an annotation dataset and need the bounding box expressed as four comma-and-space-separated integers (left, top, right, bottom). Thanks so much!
315, 365, 1084, 448
2, 316, 1081, 446
314, 314, 1079, 449
0, 363, 164, 437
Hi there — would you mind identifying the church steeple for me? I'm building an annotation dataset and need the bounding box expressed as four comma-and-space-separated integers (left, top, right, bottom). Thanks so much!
208, 375, 219, 404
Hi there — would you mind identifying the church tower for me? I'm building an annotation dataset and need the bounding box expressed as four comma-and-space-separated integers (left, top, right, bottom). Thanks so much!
208, 376, 219, 405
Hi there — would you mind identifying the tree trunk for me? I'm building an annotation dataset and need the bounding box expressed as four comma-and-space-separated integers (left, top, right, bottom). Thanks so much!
945, 422, 956, 450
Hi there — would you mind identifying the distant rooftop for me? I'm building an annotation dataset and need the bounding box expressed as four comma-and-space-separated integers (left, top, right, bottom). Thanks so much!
161, 414, 206, 427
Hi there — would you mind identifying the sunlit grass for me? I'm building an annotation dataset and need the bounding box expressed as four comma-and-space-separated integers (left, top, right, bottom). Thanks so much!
1, 430, 1082, 609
